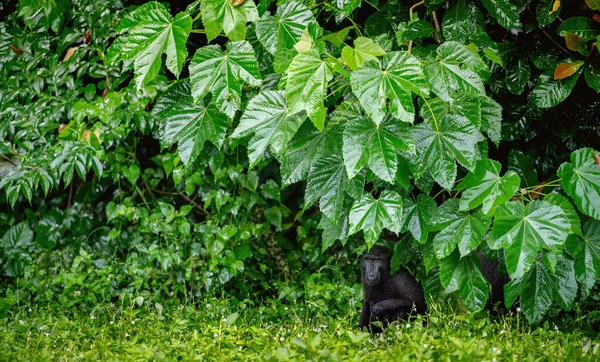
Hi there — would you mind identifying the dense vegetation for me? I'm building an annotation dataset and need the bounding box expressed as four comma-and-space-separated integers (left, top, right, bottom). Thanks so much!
1, 0, 600, 359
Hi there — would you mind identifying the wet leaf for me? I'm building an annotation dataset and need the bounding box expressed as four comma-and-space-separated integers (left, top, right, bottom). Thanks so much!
553, 61, 584, 80
488, 200, 571, 279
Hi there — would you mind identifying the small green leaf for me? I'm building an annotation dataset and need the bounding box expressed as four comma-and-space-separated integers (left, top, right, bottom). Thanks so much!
348, 190, 403, 247
341, 37, 386, 71
232, 90, 305, 167
189, 41, 262, 118
456, 159, 521, 215
201, 0, 259, 41
584, 65, 600, 92
558, 148, 600, 219
488, 200, 571, 279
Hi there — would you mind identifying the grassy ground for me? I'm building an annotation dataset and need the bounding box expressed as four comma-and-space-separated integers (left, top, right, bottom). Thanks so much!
1, 298, 598, 361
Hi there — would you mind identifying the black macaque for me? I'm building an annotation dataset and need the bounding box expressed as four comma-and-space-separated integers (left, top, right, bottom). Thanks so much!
479, 252, 510, 310
359, 245, 426, 333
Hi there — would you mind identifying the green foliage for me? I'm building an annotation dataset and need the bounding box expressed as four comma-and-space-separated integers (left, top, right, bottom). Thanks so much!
2, 302, 599, 361
2, 0, 600, 328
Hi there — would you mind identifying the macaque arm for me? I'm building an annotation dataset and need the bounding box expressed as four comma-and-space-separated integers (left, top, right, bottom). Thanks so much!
372, 298, 414, 312
359, 301, 372, 329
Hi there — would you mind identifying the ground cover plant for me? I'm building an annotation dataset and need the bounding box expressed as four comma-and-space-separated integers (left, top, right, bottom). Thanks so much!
1, 0, 600, 359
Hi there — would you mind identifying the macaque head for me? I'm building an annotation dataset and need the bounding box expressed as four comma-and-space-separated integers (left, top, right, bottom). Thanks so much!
361, 245, 391, 287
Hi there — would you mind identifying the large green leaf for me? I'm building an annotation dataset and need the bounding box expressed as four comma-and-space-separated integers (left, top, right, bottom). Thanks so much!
411, 114, 485, 190
280, 122, 342, 186
442, 0, 489, 45
0, 222, 34, 277
343, 113, 415, 182
348, 190, 403, 247
304, 153, 348, 223
480, 0, 520, 29
566, 220, 600, 296
398, 20, 435, 42
506, 255, 577, 324
200, 0, 259, 41
452, 93, 502, 145
506, 56, 531, 95
557, 17, 600, 41
456, 159, 520, 215
189, 41, 262, 118
285, 48, 333, 131
400, 194, 439, 244
439, 251, 490, 311
532, 71, 581, 108
255, 1, 315, 55
488, 200, 571, 279
341, 37, 386, 71
319, 206, 350, 251
351, 51, 429, 125
424, 42, 487, 101
558, 148, 600, 219
544, 194, 583, 237
107, 2, 192, 90
431, 199, 491, 259
153, 81, 228, 165
232, 90, 305, 167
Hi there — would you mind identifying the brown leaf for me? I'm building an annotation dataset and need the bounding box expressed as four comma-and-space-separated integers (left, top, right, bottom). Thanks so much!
553, 61, 584, 80
9, 44, 22, 55
594, 14, 600, 23
82, 130, 92, 140
594, 153, 600, 167
565, 32, 588, 55
231, 0, 245, 5
58, 124, 68, 133
83, 29, 91, 44
550, 0, 560, 14
62, 47, 78, 62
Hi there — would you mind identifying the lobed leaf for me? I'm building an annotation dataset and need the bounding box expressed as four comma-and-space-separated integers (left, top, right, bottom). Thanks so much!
189, 41, 262, 118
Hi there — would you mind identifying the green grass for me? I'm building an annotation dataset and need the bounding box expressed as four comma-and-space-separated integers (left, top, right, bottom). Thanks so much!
1, 298, 598, 361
